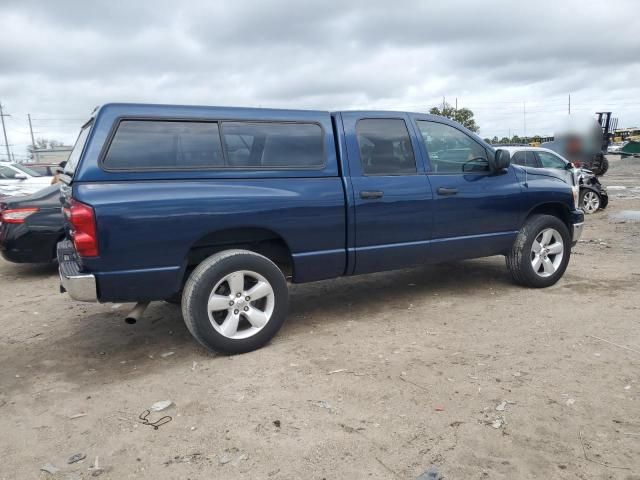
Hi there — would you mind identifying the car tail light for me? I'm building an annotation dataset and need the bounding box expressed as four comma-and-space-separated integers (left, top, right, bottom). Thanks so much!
0, 207, 39, 224
65, 199, 99, 257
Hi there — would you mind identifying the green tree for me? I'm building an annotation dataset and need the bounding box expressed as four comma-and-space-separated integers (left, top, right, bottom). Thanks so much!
429, 103, 479, 133
499, 137, 510, 144
492, 136, 499, 144
511, 135, 522, 144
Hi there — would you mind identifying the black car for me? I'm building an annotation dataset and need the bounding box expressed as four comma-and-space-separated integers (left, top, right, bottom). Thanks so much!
0, 185, 64, 263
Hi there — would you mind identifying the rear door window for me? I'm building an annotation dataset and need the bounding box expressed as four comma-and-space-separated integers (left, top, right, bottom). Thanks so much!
104, 120, 224, 169
221, 122, 324, 168
355, 119, 416, 175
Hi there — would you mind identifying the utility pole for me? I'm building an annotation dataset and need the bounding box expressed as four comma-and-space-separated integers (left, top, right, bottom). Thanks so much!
568, 94, 571, 115
28, 114, 39, 163
523, 101, 527, 143
455, 97, 458, 112
442, 96, 445, 112
0, 102, 11, 162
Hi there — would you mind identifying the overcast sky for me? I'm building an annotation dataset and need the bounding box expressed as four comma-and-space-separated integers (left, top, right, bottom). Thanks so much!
1, 0, 639, 161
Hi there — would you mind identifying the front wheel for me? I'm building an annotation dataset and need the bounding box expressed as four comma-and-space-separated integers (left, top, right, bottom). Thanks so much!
506, 214, 571, 288
580, 189, 601, 214
182, 250, 289, 354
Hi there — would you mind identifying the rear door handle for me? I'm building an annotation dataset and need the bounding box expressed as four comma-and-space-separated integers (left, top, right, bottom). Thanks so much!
437, 187, 458, 196
360, 190, 384, 199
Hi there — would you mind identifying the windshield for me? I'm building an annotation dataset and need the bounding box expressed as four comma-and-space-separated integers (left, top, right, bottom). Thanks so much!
12, 163, 43, 177
64, 121, 92, 175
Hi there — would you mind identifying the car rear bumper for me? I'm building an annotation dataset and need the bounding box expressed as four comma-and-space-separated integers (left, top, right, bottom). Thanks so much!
57, 240, 98, 302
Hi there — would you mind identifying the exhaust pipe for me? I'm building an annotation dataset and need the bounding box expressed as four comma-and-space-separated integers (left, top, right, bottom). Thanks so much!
125, 301, 150, 324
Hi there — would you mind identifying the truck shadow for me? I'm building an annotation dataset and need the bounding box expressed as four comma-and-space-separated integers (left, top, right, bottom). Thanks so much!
3, 257, 512, 392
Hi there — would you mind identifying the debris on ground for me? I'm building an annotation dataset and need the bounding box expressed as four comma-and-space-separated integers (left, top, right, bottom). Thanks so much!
68, 413, 87, 419
150, 400, 173, 412
160, 351, 175, 358
566, 398, 575, 406
88, 456, 111, 477
67, 452, 86, 464
40, 463, 60, 475
491, 416, 506, 429
416, 465, 444, 480
163, 452, 203, 465
273, 420, 281, 428
309, 400, 333, 412
231, 453, 249, 466
495, 401, 507, 411
139, 409, 172, 430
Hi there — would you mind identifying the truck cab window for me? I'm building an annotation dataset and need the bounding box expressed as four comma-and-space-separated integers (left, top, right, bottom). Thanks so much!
416, 121, 488, 173
356, 119, 416, 175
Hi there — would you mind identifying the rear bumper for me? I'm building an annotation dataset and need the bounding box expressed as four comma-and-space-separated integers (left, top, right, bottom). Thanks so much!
57, 240, 98, 302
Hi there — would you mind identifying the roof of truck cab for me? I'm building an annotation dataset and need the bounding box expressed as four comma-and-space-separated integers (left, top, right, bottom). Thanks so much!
94, 103, 446, 120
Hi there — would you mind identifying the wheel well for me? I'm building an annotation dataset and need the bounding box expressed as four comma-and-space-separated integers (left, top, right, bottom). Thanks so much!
182, 228, 293, 288
526, 203, 571, 231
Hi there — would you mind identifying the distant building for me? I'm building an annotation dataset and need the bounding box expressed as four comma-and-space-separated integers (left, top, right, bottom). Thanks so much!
31, 146, 73, 164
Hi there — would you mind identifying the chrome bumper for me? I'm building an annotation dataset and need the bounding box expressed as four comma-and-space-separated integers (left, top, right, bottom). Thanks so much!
60, 269, 98, 302
57, 239, 98, 302
572, 222, 584, 245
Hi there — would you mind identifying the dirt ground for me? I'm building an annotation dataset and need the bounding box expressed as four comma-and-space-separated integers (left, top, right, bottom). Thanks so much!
1, 156, 639, 480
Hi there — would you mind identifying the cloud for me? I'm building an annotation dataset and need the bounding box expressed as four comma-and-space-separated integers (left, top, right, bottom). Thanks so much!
1, 0, 638, 159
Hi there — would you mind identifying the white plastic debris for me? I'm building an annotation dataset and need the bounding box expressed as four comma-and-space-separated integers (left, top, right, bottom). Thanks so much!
496, 401, 507, 411
151, 400, 173, 412
566, 398, 575, 406
160, 351, 175, 358
40, 463, 60, 474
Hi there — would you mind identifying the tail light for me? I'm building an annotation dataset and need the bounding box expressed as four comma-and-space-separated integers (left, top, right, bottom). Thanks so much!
1, 207, 39, 224
64, 199, 99, 257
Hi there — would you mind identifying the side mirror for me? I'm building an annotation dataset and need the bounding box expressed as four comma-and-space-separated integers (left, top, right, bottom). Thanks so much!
491, 149, 511, 171
566, 162, 575, 170
14, 173, 28, 180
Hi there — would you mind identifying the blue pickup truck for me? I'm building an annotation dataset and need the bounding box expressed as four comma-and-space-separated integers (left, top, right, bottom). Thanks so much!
58, 103, 583, 353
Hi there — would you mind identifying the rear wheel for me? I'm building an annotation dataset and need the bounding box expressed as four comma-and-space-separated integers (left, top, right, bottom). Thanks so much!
580, 190, 601, 214
506, 214, 571, 288
181, 249, 289, 354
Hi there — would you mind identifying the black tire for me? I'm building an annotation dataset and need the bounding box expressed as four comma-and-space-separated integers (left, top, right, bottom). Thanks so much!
182, 249, 289, 354
506, 214, 571, 288
579, 189, 601, 214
